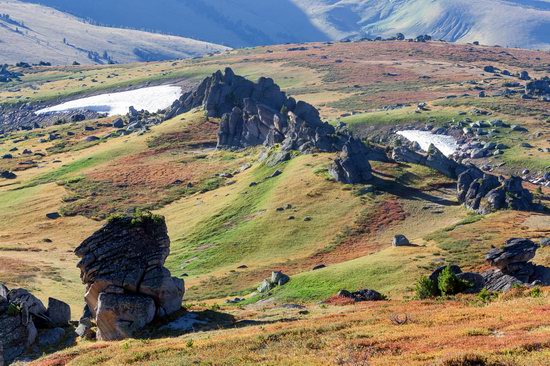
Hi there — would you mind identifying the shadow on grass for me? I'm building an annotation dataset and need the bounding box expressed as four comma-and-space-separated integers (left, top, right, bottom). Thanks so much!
371, 174, 458, 207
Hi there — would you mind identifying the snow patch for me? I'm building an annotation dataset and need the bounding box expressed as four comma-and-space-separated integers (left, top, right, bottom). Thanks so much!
36, 85, 182, 116
397, 130, 458, 157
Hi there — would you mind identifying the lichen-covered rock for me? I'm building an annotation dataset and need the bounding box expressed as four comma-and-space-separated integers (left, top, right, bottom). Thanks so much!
329, 137, 373, 184
75, 213, 184, 341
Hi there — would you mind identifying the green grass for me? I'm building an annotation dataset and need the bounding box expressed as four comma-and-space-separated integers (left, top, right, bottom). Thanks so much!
266, 247, 428, 303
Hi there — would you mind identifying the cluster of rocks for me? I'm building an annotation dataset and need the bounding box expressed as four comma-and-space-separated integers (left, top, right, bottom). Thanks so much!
0, 104, 103, 134
0, 284, 71, 365
429, 238, 549, 294
457, 167, 536, 214
74, 213, 184, 341
257, 271, 290, 293
329, 137, 373, 184
164, 68, 374, 184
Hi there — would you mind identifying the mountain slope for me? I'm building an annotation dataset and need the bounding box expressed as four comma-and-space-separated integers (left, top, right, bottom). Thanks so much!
19, 0, 331, 48
294, 0, 550, 49
0, 0, 229, 65
21, 0, 550, 50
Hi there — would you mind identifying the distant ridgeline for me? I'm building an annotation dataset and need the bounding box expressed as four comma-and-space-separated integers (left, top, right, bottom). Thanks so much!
164, 68, 540, 215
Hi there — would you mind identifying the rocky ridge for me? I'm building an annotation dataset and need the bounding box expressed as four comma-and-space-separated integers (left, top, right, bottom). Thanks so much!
164, 68, 374, 184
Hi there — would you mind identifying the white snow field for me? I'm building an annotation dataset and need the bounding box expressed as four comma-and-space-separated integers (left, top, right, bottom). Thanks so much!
397, 130, 459, 157
36, 86, 183, 117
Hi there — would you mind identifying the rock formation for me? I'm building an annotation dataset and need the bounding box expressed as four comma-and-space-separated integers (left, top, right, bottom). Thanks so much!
337, 289, 385, 302
75, 212, 184, 341
482, 238, 549, 290
0, 283, 71, 364
329, 137, 373, 184
257, 271, 290, 293
457, 169, 535, 214
426, 238, 549, 294
165, 68, 373, 184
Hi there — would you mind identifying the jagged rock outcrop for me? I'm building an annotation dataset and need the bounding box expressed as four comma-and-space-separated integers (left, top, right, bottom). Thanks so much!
329, 137, 373, 184
75, 213, 184, 341
0, 283, 71, 364
167, 67, 345, 153
457, 169, 535, 214
166, 68, 373, 184
392, 144, 466, 179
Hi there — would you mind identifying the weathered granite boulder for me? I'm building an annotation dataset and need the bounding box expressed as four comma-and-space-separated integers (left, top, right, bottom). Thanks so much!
337, 289, 385, 302
486, 238, 538, 271
482, 238, 549, 287
329, 137, 373, 184
525, 78, 550, 97
481, 270, 523, 292
7, 289, 51, 328
75, 212, 184, 340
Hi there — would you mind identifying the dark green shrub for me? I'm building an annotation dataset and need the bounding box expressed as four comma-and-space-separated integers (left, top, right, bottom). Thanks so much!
415, 276, 439, 299
438, 266, 471, 296
476, 288, 498, 304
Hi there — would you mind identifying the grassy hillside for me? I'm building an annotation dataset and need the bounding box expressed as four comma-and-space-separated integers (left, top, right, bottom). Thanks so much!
0, 40, 549, 365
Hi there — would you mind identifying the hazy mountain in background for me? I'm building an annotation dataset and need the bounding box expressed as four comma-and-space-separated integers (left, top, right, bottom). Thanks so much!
0, 0, 229, 65
19, 0, 331, 48
21, 0, 550, 50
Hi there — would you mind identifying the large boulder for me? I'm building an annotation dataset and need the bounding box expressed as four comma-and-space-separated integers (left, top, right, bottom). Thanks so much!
75, 212, 184, 340
7, 289, 51, 327
486, 238, 538, 271
329, 137, 373, 184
